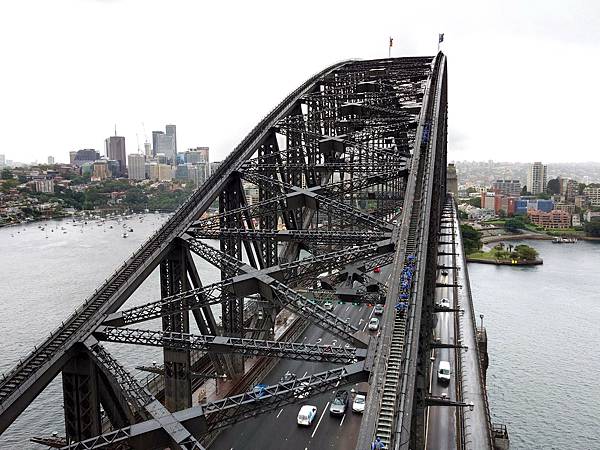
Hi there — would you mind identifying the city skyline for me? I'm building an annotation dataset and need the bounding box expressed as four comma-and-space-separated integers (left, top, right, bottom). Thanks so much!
1, 1, 600, 165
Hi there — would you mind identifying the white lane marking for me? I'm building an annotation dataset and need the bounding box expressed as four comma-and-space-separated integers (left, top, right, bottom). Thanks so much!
277, 408, 284, 418
311, 401, 330, 438
345, 306, 350, 312
340, 413, 346, 427
302, 371, 308, 378
335, 380, 340, 387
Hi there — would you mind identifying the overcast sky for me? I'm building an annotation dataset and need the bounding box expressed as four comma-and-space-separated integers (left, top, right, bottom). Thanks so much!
1, 0, 599, 165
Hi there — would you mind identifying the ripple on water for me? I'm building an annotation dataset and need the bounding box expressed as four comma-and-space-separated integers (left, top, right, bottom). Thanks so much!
470, 240, 600, 450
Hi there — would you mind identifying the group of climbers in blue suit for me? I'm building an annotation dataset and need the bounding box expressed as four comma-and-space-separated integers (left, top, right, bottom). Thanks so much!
395, 255, 415, 315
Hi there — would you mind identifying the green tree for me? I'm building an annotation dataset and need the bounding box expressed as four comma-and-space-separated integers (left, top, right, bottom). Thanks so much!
125, 188, 149, 211
584, 221, 600, 237
536, 192, 551, 200
504, 217, 527, 232
547, 178, 560, 195
521, 185, 529, 195
467, 197, 481, 208
1, 168, 13, 180
515, 244, 538, 261
460, 224, 482, 254
497, 209, 507, 218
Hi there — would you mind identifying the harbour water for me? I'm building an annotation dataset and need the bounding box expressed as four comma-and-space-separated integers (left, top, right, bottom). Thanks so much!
1, 220, 599, 448
469, 239, 600, 450
0, 214, 221, 448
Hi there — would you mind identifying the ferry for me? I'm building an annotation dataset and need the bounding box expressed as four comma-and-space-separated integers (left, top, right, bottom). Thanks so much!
552, 237, 578, 244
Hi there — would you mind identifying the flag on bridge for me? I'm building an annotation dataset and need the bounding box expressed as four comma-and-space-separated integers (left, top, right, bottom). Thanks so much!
439, 33, 444, 43
389, 36, 393, 48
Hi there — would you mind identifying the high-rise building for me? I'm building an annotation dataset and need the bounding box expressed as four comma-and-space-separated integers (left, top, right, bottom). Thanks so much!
73, 149, 101, 166
152, 131, 164, 156
144, 142, 152, 158
584, 186, 600, 207
155, 133, 176, 163
0, 154, 5, 167
69, 151, 77, 165
128, 154, 146, 180
47, 156, 55, 165
527, 162, 547, 195
165, 124, 177, 152
34, 179, 54, 193
106, 160, 121, 178
105, 136, 126, 176
559, 177, 578, 202
492, 179, 521, 196
148, 163, 173, 181
92, 161, 109, 180
185, 147, 209, 164
446, 164, 458, 197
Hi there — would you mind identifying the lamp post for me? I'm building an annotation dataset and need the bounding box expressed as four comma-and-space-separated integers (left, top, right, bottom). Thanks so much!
479, 314, 484, 329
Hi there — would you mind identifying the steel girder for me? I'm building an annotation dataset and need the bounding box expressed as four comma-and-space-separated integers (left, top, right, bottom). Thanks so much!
186, 228, 390, 245
1, 55, 446, 449
62, 362, 368, 450
94, 326, 365, 364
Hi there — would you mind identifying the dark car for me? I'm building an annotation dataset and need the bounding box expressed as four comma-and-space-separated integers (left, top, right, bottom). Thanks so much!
329, 389, 349, 416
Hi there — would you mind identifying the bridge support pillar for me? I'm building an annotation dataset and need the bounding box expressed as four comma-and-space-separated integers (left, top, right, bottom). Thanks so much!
160, 242, 192, 412
220, 174, 245, 377
62, 350, 102, 443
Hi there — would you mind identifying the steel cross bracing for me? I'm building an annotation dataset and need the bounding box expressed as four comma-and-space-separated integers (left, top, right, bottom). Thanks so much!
0, 56, 445, 449
62, 362, 368, 450
94, 326, 365, 364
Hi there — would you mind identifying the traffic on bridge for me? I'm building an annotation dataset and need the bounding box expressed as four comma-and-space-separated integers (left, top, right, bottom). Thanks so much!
0, 53, 507, 450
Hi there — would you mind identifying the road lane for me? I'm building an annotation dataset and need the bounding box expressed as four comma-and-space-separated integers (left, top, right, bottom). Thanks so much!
211, 266, 391, 449
425, 231, 458, 450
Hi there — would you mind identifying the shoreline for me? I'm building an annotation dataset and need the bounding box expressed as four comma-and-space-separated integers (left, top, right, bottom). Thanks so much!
481, 232, 600, 243
466, 257, 543, 266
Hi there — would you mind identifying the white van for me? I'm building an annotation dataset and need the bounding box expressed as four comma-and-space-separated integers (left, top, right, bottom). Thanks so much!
437, 361, 451, 384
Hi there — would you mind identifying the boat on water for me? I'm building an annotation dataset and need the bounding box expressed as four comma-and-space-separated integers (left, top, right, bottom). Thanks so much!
552, 237, 578, 244
122, 232, 128, 238
128, 228, 133, 232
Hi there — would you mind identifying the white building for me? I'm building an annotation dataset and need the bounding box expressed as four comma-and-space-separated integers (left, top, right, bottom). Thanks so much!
47, 156, 55, 165
583, 186, 600, 207
128, 154, 146, 180
527, 162, 547, 195
34, 179, 54, 193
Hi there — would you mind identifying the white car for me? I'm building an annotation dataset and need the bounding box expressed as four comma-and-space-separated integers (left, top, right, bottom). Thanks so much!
323, 301, 334, 311
438, 298, 450, 309
373, 304, 384, 315
297, 405, 318, 426
437, 361, 451, 384
368, 317, 379, 331
352, 393, 366, 413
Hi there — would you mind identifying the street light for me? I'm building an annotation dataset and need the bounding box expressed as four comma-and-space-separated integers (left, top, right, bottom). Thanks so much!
479, 314, 484, 329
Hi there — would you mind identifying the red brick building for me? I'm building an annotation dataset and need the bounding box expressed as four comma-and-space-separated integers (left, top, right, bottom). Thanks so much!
527, 209, 571, 228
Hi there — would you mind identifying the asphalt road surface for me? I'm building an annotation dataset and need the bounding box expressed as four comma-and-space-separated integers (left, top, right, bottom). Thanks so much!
210, 268, 392, 450
425, 226, 457, 449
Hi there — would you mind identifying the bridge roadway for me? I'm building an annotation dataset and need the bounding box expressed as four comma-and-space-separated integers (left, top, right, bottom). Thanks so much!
425, 218, 458, 449
211, 267, 393, 450
451, 203, 494, 449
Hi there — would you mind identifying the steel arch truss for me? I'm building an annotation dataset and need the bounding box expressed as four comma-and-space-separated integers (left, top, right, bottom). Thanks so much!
1, 55, 447, 450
